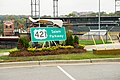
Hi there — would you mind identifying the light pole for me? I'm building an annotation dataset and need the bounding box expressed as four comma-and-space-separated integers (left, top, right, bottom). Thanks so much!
106, 25, 108, 43
98, 0, 101, 39
98, 0, 101, 30
38, 0, 40, 27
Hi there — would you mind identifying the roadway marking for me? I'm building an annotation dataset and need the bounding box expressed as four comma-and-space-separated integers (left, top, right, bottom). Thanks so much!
57, 66, 76, 80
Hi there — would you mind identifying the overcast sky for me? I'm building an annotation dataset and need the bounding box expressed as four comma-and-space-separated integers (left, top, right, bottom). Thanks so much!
0, 0, 118, 16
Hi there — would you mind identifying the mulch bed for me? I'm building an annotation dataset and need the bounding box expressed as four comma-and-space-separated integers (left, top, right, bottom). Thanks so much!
9, 48, 86, 57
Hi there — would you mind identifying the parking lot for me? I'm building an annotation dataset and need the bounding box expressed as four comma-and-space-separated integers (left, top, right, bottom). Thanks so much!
0, 63, 120, 80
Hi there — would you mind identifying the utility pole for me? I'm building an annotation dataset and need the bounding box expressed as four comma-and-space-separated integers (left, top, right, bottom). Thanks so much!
98, 0, 100, 30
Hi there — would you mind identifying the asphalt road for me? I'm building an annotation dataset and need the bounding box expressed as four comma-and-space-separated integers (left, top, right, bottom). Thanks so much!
0, 63, 120, 80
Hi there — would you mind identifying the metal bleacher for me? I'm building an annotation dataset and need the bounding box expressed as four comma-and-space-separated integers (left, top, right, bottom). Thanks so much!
84, 30, 107, 36
72, 26, 120, 32
72, 26, 89, 32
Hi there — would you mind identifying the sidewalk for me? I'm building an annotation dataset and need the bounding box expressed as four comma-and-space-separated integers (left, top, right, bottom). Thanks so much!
0, 52, 10, 56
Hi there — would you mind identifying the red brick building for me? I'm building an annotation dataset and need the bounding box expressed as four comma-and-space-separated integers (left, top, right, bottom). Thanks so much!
3, 20, 14, 36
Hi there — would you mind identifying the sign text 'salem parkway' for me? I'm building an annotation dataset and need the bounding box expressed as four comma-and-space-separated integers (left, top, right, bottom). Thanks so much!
30, 27, 66, 42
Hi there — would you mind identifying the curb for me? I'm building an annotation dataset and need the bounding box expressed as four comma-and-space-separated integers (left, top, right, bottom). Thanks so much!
39, 59, 90, 65
0, 61, 39, 67
91, 58, 120, 63
0, 58, 120, 67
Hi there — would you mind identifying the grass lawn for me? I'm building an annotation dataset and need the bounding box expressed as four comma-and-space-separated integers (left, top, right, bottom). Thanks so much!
79, 40, 111, 45
0, 51, 120, 62
0, 49, 11, 53
0, 48, 18, 53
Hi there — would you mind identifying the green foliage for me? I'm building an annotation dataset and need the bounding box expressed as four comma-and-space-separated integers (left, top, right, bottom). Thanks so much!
9, 48, 19, 53
27, 45, 74, 52
74, 35, 79, 44
42, 47, 55, 51
68, 13, 76, 17
87, 11, 117, 16
69, 35, 74, 45
79, 40, 111, 45
18, 37, 30, 50
78, 44, 85, 49
0, 48, 19, 53
115, 11, 120, 16
27, 47, 36, 52
65, 31, 74, 46
58, 45, 74, 49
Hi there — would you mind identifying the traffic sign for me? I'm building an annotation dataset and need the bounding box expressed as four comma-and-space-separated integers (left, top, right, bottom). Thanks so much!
30, 27, 66, 42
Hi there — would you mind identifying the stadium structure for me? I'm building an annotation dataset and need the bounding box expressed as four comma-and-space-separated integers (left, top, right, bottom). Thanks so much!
27, 16, 120, 32
29, 0, 120, 33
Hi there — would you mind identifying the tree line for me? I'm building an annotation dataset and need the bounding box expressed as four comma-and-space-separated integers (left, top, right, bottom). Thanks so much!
67, 11, 120, 17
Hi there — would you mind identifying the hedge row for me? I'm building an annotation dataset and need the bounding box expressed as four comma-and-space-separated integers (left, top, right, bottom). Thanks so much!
9, 48, 86, 57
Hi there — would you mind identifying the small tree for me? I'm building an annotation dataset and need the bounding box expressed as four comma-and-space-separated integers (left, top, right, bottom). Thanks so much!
73, 35, 79, 48
65, 31, 74, 46
74, 35, 79, 44
68, 35, 74, 46
17, 37, 29, 51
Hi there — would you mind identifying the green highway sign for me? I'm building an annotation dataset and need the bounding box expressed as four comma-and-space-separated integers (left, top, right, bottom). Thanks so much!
30, 27, 66, 42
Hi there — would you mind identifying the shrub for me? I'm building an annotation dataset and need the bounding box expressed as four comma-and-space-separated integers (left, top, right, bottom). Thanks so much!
27, 47, 36, 52
36, 48, 43, 52
73, 35, 80, 48
69, 35, 74, 46
58, 46, 67, 49
74, 35, 79, 44
27, 46, 74, 52
78, 44, 85, 49
58, 45, 74, 49
17, 37, 30, 50
42, 47, 54, 51
9, 48, 19, 53
65, 31, 74, 46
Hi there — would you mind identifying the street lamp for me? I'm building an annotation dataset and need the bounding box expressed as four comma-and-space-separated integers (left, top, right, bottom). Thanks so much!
98, 0, 101, 39
38, 0, 40, 27
98, 0, 101, 30
106, 25, 108, 43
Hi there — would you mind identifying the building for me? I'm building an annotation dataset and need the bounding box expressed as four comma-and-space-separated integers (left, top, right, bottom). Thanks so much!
3, 20, 14, 36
